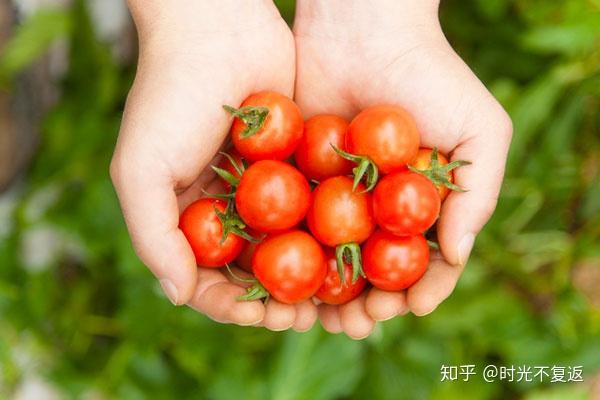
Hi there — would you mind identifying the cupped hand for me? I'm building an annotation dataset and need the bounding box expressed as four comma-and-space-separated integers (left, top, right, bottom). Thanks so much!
294, 0, 513, 338
110, 0, 317, 332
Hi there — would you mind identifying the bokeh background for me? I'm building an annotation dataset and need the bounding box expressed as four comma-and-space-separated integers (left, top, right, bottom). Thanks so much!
1, 0, 599, 399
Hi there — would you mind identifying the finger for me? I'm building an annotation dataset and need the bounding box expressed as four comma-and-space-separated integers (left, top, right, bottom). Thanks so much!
318, 304, 343, 334
339, 293, 376, 340
111, 158, 198, 305
262, 300, 297, 331
292, 300, 319, 332
365, 288, 409, 322
187, 268, 265, 325
406, 258, 464, 316
437, 102, 512, 266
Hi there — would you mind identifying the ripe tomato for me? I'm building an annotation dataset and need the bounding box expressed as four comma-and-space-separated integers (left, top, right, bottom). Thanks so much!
228, 91, 303, 162
307, 176, 375, 247
216, 149, 245, 192
315, 249, 368, 305
373, 171, 440, 236
236, 160, 311, 233
346, 105, 420, 174
294, 114, 353, 181
363, 230, 429, 291
252, 230, 327, 304
179, 198, 246, 267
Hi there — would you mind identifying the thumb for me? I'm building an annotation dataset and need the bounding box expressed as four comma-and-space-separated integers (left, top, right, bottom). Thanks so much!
437, 99, 513, 266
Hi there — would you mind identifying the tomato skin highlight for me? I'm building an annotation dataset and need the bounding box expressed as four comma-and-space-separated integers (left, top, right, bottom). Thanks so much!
346, 105, 420, 174
231, 91, 304, 162
179, 198, 246, 267
236, 160, 311, 233
294, 114, 353, 181
307, 176, 375, 247
252, 230, 327, 304
315, 249, 368, 305
411, 148, 451, 201
373, 170, 441, 236
363, 230, 429, 291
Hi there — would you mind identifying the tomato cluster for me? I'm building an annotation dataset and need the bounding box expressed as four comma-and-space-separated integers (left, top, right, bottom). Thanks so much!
179, 91, 470, 306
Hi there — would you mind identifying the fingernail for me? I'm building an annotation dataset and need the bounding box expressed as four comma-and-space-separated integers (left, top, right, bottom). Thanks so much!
457, 233, 475, 266
160, 279, 179, 305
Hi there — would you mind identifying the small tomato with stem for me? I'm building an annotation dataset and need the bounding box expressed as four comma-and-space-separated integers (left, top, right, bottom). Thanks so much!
225, 91, 303, 162
307, 176, 375, 283
179, 198, 247, 267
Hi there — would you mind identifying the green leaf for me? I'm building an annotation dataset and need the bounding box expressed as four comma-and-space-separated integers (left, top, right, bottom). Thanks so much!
0, 9, 71, 85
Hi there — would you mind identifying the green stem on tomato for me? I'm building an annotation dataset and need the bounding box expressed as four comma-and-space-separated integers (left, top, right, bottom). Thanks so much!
223, 105, 269, 139
331, 145, 378, 192
335, 242, 365, 285
408, 147, 471, 192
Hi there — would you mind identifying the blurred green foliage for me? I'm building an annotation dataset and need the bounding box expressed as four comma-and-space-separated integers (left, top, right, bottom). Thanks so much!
1, 0, 600, 399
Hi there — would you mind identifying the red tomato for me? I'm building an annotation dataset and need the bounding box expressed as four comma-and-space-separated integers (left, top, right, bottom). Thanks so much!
363, 230, 429, 291
216, 149, 245, 192
252, 230, 327, 304
236, 160, 311, 233
229, 91, 303, 162
307, 176, 375, 247
373, 171, 440, 236
294, 115, 353, 181
346, 105, 420, 174
315, 249, 368, 305
179, 198, 246, 267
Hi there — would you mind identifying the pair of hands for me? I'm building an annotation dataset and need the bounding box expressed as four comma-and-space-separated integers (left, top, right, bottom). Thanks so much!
110, 0, 512, 339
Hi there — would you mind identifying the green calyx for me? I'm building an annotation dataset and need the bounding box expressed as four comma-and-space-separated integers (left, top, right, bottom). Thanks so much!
408, 147, 471, 192
211, 151, 245, 189
331, 145, 379, 192
223, 105, 269, 139
225, 264, 270, 303
335, 242, 365, 285
214, 201, 257, 244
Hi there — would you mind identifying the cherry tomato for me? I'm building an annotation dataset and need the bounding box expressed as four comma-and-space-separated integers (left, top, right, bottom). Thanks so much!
346, 105, 420, 174
252, 230, 327, 304
307, 176, 375, 247
179, 198, 246, 267
216, 149, 245, 192
294, 114, 353, 181
373, 171, 440, 236
229, 91, 303, 162
236, 160, 311, 233
363, 230, 429, 291
315, 249, 368, 305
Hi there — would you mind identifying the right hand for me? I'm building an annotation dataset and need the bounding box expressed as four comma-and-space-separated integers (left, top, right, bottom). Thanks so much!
110, 0, 318, 332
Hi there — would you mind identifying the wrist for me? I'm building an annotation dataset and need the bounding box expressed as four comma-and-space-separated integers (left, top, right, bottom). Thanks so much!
128, 0, 282, 42
294, 0, 440, 38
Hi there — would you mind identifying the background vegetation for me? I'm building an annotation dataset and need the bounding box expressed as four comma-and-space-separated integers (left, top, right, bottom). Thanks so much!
1, 0, 599, 398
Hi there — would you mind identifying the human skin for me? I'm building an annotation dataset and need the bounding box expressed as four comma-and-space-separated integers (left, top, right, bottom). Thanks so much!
110, 0, 317, 332
294, 0, 512, 339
